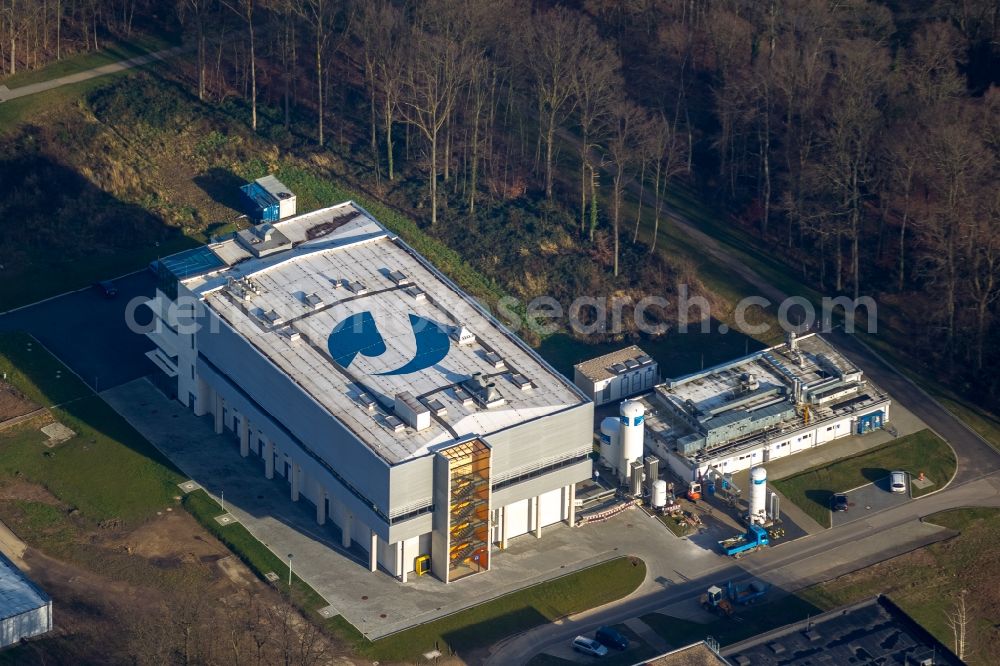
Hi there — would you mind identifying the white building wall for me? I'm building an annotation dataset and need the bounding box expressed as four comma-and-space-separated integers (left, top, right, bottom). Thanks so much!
817, 416, 852, 444
0, 603, 52, 649
537, 487, 564, 527
504, 498, 530, 539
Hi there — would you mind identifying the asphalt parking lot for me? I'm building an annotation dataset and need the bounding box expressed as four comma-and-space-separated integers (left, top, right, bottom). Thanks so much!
831, 474, 911, 528
0, 271, 157, 391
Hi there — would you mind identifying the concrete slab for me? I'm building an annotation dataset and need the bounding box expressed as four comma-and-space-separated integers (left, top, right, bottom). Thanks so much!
177, 480, 201, 493
40, 422, 75, 445
832, 477, 911, 528
215, 513, 238, 526
102, 377, 717, 640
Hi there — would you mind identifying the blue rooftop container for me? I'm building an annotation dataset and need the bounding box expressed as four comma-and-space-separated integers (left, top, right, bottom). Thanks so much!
240, 175, 295, 223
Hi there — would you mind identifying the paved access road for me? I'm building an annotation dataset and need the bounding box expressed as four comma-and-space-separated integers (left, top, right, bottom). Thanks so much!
0, 271, 156, 391
0, 46, 187, 103
829, 329, 1000, 484
485, 471, 1000, 665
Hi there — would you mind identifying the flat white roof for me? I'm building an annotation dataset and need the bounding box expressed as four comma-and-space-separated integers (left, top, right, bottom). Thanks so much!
649, 333, 889, 459
182, 203, 585, 464
0, 552, 49, 620
574, 345, 654, 383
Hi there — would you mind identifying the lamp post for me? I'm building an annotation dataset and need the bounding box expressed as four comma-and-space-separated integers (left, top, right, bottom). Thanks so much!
287, 553, 293, 588
220, 489, 225, 512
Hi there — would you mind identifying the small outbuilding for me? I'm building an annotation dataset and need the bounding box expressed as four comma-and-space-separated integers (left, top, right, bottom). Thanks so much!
240, 175, 296, 223
0, 551, 52, 648
573, 345, 658, 406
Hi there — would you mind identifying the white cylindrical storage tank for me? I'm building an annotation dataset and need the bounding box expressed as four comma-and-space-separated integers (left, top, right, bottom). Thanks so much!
599, 417, 621, 473
652, 480, 668, 508
749, 466, 768, 525
619, 400, 645, 482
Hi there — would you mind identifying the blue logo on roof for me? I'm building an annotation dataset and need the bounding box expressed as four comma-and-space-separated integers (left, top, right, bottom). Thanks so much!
328, 311, 451, 376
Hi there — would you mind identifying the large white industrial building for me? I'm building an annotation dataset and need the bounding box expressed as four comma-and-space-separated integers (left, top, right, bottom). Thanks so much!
144, 203, 593, 583
0, 552, 52, 648
573, 345, 658, 406
640, 332, 891, 480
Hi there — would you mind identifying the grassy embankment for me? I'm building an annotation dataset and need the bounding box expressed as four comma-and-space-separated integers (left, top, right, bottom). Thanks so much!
772, 429, 956, 527
800, 508, 1000, 665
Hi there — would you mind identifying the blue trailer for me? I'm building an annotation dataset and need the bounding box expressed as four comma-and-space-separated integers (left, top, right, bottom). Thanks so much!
727, 579, 770, 604
719, 524, 770, 558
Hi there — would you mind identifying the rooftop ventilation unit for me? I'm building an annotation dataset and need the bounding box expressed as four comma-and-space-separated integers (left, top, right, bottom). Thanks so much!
280, 327, 301, 343
450, 325, 476, 346
303, 292, 324, 309
356, 392, 376, 412
404, 286, 426, 303
740, 372, 760, 391
484, 352, 505, 369
394, 391, 431, 431
383, 415, 405, 433
424, 398, 447, 417
387, 270, 411, 286
346, 280, 368, 295
637, 354, 653, 365
510, 373, 533, 391
262, 309, 284, 326
453, 386, 475, 407
624, 359, 640, 370
462, 372, 505, 408
610, 363, 628, 375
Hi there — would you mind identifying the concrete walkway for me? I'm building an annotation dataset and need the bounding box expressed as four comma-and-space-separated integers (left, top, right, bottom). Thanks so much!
0, 46, 187, 103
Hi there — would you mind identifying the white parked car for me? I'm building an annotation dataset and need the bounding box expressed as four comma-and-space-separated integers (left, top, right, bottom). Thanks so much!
572, 635, 609, 657
890, 470, 907, 494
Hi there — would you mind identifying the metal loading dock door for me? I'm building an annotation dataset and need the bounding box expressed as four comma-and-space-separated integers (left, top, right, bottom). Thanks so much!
857, 410, 884, 434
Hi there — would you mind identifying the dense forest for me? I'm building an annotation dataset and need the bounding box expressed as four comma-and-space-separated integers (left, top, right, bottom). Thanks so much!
2, 0, 999, 407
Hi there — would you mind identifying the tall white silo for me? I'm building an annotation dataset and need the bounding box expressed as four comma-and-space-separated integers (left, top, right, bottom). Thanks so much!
749, 466, 768, 525
619, 400, 645, 482
599, 417, 621, 474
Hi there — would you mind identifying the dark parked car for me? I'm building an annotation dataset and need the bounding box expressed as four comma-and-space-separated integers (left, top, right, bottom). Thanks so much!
94, 280, 118, 298
832, 493, 849, 512
595, 626, 629, 651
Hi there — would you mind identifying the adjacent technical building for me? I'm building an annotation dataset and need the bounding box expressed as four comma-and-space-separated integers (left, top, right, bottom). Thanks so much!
722, 595, 962, 665
145, 202, 593, 583
0, 552, 52, 648
641, 332, 890, 480
574, 345, 658, 406
633, 641, 730, 665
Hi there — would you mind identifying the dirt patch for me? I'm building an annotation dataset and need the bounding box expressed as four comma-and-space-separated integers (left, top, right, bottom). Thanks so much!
0, 481, 354, 664
0, 478, 67, 507
0, 382, 39, 422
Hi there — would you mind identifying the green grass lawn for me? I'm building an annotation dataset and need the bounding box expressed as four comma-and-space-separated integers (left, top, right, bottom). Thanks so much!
799, 508, 1000, 665
641, 594, 822, 649
331, 557, 647, 663
772, 429, 956, 527
0, 333, 91, 406
0, 333, 183, 524
0, 34, 178, 89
